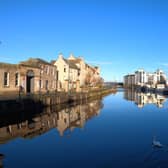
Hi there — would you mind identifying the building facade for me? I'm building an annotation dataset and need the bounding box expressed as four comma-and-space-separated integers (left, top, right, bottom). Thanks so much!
0, 58, 57, 94
124, 69, 167, 89
68, 54, 86, 87
124, 74, 135, 88
53, 53, 80, 92
0, 53, 102, 94
68, 54, 102, 88
53, 53, 102, 92
135, 69, 148, 86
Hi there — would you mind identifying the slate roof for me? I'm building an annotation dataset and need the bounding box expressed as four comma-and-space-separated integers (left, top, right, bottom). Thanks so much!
68, 58, 81, 64
63, 58, 79, 70
19, 58, 53, 68
0, 62, 18, 68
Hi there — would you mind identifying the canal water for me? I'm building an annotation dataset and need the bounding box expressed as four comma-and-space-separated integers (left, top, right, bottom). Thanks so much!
0, 90, 168, 168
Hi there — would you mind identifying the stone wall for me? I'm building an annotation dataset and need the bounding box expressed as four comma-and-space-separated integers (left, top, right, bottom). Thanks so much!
0, 63, 19, 94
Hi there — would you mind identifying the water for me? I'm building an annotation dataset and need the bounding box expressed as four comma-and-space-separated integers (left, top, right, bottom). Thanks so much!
0, 90, 168, 168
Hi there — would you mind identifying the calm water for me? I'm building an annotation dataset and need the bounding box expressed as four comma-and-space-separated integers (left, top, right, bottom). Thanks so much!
0, 90, 168, 168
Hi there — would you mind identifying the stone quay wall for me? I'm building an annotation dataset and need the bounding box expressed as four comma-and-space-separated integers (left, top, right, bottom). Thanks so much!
0, 88, 117, 113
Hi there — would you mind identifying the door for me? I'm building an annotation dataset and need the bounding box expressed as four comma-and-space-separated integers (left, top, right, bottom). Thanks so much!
26, 70, 34, 93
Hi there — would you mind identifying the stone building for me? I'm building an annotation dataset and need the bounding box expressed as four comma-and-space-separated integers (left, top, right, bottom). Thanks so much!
0, 63, 20, 94
84, 63, 102, 87
0, 53, 102, 95
53, 53, 80, 92
20, 58, 58, 93
68, 54, 86, 87
0, 58, 58, 94
52, 53, 102, 92
67, 54, 102, 88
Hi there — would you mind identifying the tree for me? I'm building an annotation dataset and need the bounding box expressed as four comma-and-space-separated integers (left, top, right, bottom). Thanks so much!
85, 72, 92, 86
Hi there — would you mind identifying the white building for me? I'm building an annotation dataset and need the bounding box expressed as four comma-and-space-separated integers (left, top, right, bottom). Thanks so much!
53, 53, 80, 92
124, 69, 167, 88
135, 69, 148, 86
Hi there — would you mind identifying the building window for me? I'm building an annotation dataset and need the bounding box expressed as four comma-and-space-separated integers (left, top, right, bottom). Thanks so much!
52, 81, 55, 89
78, 70, 80, 76
4, 72, 9, 87
39, 80, 43, 89
56, 71, 59, 80
64, 65, 67, 73
53, 68, 55, 76
47, 66, 49, 74
40, 66, 44, 74
39, 80, 41, 89
15, 73, 19, 86
41, 80, 43, 88
45, 80, 48, 90
44, 66, 48, 74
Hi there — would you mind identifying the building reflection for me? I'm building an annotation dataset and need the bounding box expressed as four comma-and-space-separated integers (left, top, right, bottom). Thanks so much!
124, 89, 166, 108
0, 100, 103, 144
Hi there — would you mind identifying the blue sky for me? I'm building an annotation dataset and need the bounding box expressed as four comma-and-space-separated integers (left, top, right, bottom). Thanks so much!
0, 0, 168, 81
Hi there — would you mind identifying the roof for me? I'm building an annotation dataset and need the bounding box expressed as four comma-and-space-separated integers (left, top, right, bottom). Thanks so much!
85, 63, 97, 72
68, 59, 81, 64
50, 60, 56, 65
19, 58, 54, 68
0, 62, 18, 69
63, 58, 79, 70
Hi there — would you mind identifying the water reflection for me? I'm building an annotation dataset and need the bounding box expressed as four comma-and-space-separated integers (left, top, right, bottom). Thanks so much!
142, 147, 168, 168
0, 99, 103, 144
1, 92, 168, 167
0, 154, 4, 168
124, 89, 166, 108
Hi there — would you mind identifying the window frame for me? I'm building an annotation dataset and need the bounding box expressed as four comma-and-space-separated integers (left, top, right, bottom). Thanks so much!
4, 72, 9, 87
15, 72, 20, 87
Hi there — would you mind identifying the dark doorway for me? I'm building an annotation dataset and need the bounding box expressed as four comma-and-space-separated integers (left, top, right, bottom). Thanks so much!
26, 70, 34, 93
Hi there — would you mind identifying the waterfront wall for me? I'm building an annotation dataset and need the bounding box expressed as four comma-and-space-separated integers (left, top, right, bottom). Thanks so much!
0, 88, 116, 113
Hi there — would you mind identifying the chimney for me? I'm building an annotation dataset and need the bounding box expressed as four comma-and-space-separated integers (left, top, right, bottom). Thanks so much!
58, 53, 63, 59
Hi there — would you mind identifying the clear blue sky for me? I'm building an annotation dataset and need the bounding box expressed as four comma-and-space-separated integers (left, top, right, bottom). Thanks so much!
0, 0, 168, 81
